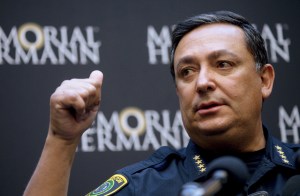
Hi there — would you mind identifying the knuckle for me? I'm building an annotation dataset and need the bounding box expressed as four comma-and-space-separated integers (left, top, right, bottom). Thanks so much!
67, 91, 80, 102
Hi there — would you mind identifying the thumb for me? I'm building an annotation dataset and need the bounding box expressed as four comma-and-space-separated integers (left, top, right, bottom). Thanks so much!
89, 70, 104, 83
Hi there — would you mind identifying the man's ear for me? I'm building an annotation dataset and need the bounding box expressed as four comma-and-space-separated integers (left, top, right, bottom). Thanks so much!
260, 64, 275, 100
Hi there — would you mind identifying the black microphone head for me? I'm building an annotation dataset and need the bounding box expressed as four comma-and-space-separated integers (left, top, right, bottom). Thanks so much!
205, 156, 250, 194
179, 182, 203, 196
282, 175, 300, 196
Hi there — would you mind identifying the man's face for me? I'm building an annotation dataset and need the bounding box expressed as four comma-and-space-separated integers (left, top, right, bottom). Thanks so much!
174, 23, 270, 148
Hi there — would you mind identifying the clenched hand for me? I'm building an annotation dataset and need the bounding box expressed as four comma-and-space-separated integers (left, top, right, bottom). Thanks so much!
49, 70, 103, 141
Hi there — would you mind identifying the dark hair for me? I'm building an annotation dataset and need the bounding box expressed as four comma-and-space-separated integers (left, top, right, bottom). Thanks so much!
170, 11, 269, 79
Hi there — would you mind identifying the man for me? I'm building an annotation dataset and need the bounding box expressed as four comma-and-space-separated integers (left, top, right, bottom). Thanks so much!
24, 11, 300, 196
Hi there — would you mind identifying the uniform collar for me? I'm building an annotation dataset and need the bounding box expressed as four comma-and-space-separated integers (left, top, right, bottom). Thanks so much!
184, 140, 209, 182
184, 126, 298, 182
263, 125, 297, 169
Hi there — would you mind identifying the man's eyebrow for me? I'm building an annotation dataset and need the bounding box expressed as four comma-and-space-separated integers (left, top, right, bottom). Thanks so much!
175, 50, 242, 68
207, 50, 240, 61
175, 56, 198, 68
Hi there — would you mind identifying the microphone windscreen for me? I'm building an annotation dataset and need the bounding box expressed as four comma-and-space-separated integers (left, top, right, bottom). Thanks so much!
206, 156, 249, 193
207, 156, 249, 184
179, 182, 202, 196
282, 175, 300, 196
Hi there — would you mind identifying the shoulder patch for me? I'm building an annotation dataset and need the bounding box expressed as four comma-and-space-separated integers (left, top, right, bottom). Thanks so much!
86, 174, 128, 196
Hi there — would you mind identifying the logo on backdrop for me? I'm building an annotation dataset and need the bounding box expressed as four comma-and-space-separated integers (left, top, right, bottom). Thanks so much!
0, 23, 101, 65
147, 24, 291, 65
78, 107, 189, 152
279, 105, 300, 144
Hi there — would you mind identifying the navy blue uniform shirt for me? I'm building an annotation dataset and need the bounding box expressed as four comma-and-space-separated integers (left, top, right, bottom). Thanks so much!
87, 127, 300, 196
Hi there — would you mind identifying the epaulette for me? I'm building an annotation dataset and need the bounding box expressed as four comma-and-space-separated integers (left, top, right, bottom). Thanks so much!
271, 137, 300, 169
119, 146, 185, 175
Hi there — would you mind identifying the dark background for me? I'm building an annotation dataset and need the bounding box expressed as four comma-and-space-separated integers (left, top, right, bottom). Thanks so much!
0, 0, 299, 195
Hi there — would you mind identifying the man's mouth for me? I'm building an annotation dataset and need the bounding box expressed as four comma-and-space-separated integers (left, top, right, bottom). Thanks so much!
194, 101, 223, 114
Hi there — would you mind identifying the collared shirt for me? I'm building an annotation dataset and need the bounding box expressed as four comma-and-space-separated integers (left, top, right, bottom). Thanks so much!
87, 128, 300, 196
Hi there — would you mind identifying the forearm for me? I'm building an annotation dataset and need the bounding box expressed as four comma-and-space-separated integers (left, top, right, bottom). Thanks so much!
24, 70, 103, 196
23, 131, 80, 196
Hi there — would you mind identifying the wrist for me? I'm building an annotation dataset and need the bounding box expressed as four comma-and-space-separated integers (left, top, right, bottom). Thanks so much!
46, 128, 81, 150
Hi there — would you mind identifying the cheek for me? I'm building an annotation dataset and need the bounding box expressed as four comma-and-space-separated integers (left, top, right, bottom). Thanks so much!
177, 85, 194, 107
223, 75, 262, 111
176, 87, 196, 123
227, 69, 261, 94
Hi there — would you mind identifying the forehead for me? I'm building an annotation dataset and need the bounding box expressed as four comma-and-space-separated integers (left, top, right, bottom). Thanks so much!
174, 23, 250, 63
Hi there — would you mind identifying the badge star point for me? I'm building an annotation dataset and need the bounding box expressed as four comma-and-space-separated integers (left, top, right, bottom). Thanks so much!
193, 155, 200, 160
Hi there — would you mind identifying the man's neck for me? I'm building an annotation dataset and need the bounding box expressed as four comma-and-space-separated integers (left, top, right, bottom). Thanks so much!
193, 125, 266, 153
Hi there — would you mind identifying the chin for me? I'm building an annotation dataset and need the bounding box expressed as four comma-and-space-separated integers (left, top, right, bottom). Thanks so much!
188, 125, 241, 146
193, 120, 232, 134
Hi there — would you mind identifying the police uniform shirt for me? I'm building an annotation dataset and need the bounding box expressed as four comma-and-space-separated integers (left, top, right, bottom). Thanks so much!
86, 127, 300, 196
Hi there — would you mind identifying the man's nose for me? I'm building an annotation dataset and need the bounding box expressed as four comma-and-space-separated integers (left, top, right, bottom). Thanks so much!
196, 68, 216, 93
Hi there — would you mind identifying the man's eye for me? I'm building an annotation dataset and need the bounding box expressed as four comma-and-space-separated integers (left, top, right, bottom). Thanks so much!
181, 68, 192, 76
217, 61, 232, 69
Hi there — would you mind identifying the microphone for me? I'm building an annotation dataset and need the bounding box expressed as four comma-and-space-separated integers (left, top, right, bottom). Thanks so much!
282, 175, 300, 196
281, 150, 300, 196
179, 156, 249, 196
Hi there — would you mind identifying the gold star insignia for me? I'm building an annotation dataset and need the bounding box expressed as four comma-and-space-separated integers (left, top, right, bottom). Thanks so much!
283, 159, 290, 164
200, 168, 206, 172
193, 155, 200, 160
280, 155, 287, 159
275, 145, 282, 150
196, 160, 202, 164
